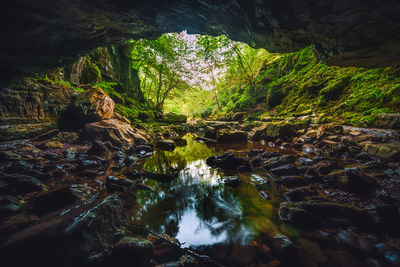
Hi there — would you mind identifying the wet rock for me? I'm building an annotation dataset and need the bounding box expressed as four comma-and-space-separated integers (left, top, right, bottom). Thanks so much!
87, 140, 109, 156
59, 87, 115, 131
44, 154, 62, 161
157, 140, 176, 151
270, 164, 298, 176
3, 160, 30, 174
79, 119, 149, 146
328, 168, 377, 194
206, 152, 250, 173
30, 186, 74, 215
216, 129, 248, 143
284, 187, 317, 202
336, 230, 379, 255
111, 236, 154, 266
31, 129, 61, 141
1, 194, 126, 267
264, 155, 296, 169
38, 141, 64, 150
363, 142, 400, 158
280, 176, 306, 187
223, 176, 241, 188
173, 137, 187, 147
252, 121, 307, 141
76, 157, 102, 170
146, 172, 178, 183
0, 174, 46, 195
0, 196, 22, 219
279, 202, 322, 229
316, 124, 343, 139
297, 200, 375, 229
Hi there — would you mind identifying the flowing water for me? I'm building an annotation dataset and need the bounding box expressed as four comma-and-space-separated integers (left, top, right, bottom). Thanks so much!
129, 135, 300, 249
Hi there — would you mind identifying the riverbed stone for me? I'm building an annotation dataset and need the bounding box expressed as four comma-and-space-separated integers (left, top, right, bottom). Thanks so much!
216, 129, 248, 143
0, 174, 46, 195
1, 194, 126, 267
112, 236, 154, 266
157, 139, 176, 151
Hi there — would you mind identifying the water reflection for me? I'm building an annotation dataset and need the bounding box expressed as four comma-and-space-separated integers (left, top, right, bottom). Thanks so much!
131, 135, 282, 248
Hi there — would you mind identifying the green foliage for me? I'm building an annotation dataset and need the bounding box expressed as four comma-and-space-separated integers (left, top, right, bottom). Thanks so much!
217, 46, 400, 127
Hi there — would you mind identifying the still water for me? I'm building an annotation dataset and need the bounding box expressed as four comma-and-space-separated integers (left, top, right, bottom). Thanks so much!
130, 135, 297, 248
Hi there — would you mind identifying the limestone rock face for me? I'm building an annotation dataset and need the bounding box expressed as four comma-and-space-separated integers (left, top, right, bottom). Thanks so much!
1, 0, 400, 82
0, 79, 74, 141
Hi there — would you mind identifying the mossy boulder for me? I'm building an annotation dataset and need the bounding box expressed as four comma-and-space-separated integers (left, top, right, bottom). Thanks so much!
251, 121, 309, 141
80, 58, 101, 84
162, 112, 187, 123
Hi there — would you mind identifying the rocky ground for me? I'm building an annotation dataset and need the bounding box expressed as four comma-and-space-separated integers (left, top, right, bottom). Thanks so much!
0, 85, 400, 266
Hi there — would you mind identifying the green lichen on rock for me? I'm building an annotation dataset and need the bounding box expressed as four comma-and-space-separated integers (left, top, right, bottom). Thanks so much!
81, 57, 101, 84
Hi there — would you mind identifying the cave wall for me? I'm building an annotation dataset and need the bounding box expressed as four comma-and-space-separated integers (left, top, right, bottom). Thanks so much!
1, 0, 399, 83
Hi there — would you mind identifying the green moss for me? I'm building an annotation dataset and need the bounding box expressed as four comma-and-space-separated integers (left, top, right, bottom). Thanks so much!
218, 46, 400, 127
81, 57, 101, 84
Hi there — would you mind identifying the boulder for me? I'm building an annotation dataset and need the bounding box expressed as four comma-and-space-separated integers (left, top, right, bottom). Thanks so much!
363, 142, 400, 158
278, 202, 322, 229
206, 152, 251, 173
0, 174, 46, 195
156, 139, 176, 151
162, 112, 187, 123
79, 119, 149, 146
1, 195, 126, 267
279, 200, 375, 230
216, 129, 248, 143
223, 176, 242, 188
270, 164, 298, 176
111, 237, 154, 266
74, 87, 114, 120
29, 186, 75, 215
280, 176, 307, 187
252, 121, 308, 141
59, 87, 115, 131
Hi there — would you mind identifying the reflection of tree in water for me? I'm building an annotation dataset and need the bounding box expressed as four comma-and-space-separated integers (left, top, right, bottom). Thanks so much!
133, 136, 267, 245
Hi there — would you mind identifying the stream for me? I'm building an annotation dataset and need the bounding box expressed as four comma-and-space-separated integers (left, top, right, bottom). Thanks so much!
129, 135, 299, 250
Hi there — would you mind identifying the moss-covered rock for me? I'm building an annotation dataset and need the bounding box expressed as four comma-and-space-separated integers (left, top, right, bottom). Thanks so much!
80, 58, 101, 84
162, 112, 187, 123
251, 121, 309, 140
